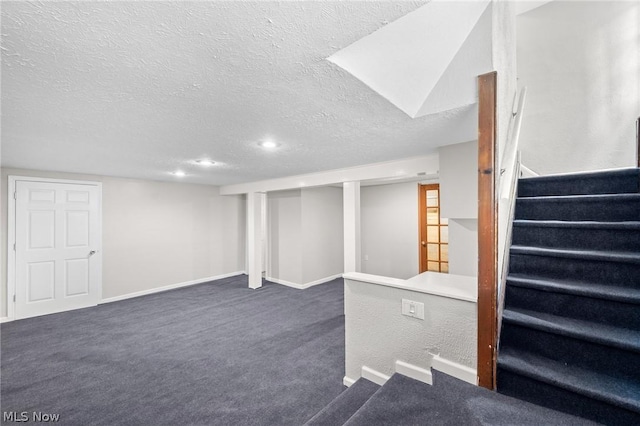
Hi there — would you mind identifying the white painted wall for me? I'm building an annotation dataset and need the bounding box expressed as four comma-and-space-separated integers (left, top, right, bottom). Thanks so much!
344, 273, 477, 384
448, 219, 478, 277
361, 182, 419, 279
438, 141, 479, 277
492, 0, 518, 162
301, 186, 344, 284
517, 1, 640, 174
1, 168, 246, 318
267, 189, 303, 285
439, 141, 478, 220
267, 187, 343, 286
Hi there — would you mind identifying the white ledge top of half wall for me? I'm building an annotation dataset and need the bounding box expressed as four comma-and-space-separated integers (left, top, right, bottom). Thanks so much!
327, 0, 491, 118
343, 271, 477, 303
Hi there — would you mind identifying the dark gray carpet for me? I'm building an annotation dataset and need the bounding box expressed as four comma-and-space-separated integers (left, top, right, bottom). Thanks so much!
1, 276, 346, 425
343, 372, 600, 426
304, 378, 379, 426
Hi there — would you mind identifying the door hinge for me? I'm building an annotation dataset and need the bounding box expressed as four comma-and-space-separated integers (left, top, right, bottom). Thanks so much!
13, 295, 16, 302
13, 243, 16, 251
13, 191, 17, 200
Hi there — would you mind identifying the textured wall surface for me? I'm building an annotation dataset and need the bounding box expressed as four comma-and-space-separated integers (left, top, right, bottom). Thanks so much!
1, 1, 479, 186
345, 278, 477, 381
517, 1, 640, 174
1, 168, 246, 317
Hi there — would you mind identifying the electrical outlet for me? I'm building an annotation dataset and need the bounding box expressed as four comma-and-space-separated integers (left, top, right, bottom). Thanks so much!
401, 299, 425, 320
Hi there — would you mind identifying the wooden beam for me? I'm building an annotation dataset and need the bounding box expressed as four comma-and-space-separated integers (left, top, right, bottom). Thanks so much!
477, 71, 498, 390
636, 117, 640, 167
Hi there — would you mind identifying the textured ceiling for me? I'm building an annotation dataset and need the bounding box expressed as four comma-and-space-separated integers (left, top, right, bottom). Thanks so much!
1, 1, 478, 186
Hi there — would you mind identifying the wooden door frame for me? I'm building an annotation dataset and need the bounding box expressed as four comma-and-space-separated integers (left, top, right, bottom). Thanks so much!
418, 183, 446, 274
6, 176, 103, 322
477, 71, 498, 389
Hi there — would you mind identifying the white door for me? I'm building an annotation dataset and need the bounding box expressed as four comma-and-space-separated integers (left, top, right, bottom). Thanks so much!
14, 180, 101, 319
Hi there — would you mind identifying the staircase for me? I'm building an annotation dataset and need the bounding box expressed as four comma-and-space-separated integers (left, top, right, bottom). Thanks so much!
304, 378, 380, 425
497, 168, 640, 425
304, 371, 597, 425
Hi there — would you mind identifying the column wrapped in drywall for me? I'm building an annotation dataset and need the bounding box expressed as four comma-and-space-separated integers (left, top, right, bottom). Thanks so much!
343, 182, 361, 274
246, 192, 265, 289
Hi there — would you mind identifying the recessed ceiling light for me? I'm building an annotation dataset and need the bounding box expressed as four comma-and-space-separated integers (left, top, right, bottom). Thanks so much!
196, 159, 216, 166
258, 140, 279, 149
173, 171, 186, 177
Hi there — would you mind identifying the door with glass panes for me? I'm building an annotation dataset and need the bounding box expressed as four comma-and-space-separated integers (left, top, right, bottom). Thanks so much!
419, 184, 448, 273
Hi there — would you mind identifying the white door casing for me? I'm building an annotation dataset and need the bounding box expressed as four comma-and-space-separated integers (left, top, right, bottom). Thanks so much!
10, 178, 102, 320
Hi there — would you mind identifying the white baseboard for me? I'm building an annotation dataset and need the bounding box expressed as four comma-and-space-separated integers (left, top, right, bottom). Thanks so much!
352, 358, 476, 389
0, 316, 12, 324
395, 360, 433, 385
265, 274, 342, 290
343, 376, 357, 387
431, 355, 477, 385
100, 271, 245, 304
361, 365, 391, 386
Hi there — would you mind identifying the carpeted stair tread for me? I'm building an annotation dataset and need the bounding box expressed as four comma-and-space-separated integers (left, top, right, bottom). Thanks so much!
342, 372, 596, 426
515, 193, 640, 221
518, 167, 640, 197
510, 245, 640, 264
511, 220, 640, 251
507, 275, 640, 304
509, 251, 640, 288
513, 219, 640, 230
304, 378, 379, 426
498, 348, 640, 414
519, 193, 640, 202
502, 308, 640, 354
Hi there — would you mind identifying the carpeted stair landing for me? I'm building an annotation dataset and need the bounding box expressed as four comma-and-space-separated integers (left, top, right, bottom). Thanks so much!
497, 167, 640, 425
304, 378, 379, 426
305, 371, 597, 425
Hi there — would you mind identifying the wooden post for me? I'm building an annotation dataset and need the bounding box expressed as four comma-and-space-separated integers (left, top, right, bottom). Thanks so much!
636, 117, 640, 167
477, 71, 498, 390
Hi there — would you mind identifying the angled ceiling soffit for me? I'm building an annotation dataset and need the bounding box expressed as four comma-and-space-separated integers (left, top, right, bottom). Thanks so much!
327, 0, 492, 119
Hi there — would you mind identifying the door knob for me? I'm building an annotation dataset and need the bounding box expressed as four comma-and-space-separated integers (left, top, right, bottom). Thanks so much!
89, 250, 97, 256
421, 241, 426, 247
